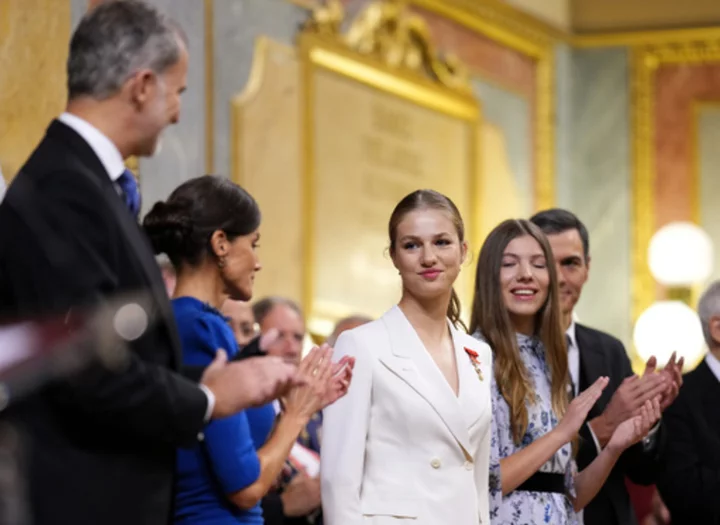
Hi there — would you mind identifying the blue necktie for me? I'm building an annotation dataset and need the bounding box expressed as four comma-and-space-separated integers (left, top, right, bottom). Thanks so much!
117, 168, 141, 219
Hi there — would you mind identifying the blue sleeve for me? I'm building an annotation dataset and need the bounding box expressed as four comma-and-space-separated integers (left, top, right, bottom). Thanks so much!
203, 410, 261, 493
178, 310, 258, 492
178, 311, 240, 366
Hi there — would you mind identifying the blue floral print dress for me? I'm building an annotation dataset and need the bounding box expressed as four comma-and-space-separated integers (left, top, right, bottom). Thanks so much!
474, 331, 578, 525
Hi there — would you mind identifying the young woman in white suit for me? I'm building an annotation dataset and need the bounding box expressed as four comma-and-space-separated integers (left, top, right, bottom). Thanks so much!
321, 190, 492, 525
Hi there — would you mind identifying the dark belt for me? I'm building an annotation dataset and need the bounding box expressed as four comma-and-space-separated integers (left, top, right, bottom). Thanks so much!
515, 472, 566, 494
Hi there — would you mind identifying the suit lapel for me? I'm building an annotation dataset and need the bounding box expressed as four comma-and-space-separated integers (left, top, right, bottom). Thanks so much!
453, 328, 487, 430
697, 361, 720, 436
379, 306, 472, 455
49, 121, 183, 368
575, 324, 609, 418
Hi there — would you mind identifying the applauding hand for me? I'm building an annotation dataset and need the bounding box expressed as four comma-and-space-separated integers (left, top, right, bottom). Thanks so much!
555, 376, 609, 442
607, 397, 661, 453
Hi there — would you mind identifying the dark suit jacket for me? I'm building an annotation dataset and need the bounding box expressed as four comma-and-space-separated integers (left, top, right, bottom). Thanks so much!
0, 121, 208, 525
574, 324, 665, 525
657, 359, 720, 525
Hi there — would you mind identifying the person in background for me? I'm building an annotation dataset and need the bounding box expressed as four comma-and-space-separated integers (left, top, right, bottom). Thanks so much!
143, 175, 353, 525
530, 208, 683, 525
251, 297, 324, 525
223, 299, 258, 347
0, 3, 299, 524
325, 315, 373, 347
470, 219, 659, 525
253, 298, 306, 365
657, 280, 720, 524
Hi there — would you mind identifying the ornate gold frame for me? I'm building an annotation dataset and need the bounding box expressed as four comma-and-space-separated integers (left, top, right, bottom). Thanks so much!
631, 43, 720, 326
408, 0, 556, 210
284, 0, 557, 211
297, 1, 481, 330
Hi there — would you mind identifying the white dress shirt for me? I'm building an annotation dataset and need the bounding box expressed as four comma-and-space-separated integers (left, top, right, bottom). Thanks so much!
706, 351, 720, 383
58, 112, 126, 181
567, 321, 581, 397
0, 168, 6, 203
566, 321, 592, 525
58, 112, 215, 423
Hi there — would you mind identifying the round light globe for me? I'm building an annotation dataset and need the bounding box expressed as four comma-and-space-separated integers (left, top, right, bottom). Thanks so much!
648, 222, 713, 286
633, 300, 706, 366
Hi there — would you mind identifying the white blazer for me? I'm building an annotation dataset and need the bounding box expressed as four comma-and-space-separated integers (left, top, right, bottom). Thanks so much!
321, 305, 493, 525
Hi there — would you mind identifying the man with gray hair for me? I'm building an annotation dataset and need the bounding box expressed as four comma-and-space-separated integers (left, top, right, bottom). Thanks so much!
657, 280, 720, 524
0, 2, 299, 524
326, 315, 372, 347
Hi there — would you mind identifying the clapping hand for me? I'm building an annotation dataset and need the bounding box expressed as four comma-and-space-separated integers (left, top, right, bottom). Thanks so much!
607, 397, 661, 453
643, 352, 684, 411
556, 376, 609, 442
201, 351, 303, 418
323, 353, 355, 408
589, 371, 667, 446
283, 346, 334, 419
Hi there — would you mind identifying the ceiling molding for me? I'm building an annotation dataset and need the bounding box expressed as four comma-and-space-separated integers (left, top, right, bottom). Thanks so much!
286, 1, 720, 49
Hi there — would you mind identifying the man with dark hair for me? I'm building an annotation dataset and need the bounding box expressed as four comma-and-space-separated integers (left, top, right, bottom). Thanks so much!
657, 280, 720, 524
530, 208, 683, 525
0, 2, 299, 524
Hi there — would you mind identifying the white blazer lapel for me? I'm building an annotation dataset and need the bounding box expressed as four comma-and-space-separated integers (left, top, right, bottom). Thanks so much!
453, 327, 489, 431
378, 306, 472, 455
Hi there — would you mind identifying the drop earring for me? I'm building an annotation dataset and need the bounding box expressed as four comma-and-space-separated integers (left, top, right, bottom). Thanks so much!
218, 256, 227, 269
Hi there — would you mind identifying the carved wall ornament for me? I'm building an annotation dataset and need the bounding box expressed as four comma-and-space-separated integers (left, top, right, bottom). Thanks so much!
302, 0, 472, 94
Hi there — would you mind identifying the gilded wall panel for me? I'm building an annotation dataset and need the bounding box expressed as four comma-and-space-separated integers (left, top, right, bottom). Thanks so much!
231, 37, 304, 306
0, 0, 71, 181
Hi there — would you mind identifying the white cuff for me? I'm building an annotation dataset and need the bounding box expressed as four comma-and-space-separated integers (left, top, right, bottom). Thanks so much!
642, 421, 661, 450
586, 422, 603, 456
199, 384, 215, 423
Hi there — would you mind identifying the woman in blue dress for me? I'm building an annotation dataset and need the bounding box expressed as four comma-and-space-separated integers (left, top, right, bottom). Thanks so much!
143, 175, 352, 524
469, 219, 660, 524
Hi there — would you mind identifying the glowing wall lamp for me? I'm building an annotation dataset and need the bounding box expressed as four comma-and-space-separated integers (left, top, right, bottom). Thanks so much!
633, 222, 714, 368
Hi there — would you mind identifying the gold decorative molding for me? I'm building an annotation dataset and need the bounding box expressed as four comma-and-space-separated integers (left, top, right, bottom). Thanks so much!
408, 0, 556, 210
410, 0, 559, 58
298, 0, 481, 332
303, 0, 473, 95
631, 42, 720, 340
630, 47, 657, 326
291, 0, 561, 212
574, 26, 720, 49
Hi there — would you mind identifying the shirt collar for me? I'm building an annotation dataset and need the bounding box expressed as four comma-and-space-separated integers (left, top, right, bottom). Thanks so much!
58, 112, 126, 181
705, 351, 720, 383
565, 320, 578, 351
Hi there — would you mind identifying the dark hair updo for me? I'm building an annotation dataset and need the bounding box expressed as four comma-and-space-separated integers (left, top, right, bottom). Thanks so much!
143, 175, 261, 268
